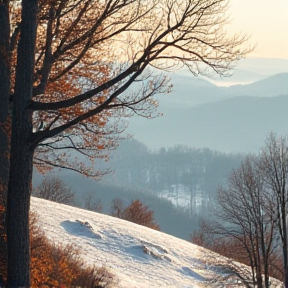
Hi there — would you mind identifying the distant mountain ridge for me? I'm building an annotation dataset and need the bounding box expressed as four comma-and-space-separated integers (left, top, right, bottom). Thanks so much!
125, 63, 288, 153
204, 57, 288, 85
126, 92, 288, 153
155, 72, 288, 112
224, 73, 288, 97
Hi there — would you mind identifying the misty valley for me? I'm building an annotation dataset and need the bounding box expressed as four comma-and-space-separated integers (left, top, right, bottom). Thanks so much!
34, 63, 288, 241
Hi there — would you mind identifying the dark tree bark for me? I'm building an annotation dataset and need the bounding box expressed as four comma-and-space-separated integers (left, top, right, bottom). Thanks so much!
0, 1, 10, 281
6, 0, 38, 287
282, 210, 288, 288
0, 0, 10, 205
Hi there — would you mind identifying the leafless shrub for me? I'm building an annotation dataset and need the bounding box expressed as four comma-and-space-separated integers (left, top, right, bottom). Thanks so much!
110, 198, 125, 219
84, 193, 103, 213
33, 176, 74, 205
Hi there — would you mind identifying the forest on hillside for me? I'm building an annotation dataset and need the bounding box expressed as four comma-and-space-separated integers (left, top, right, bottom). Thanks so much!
100, 139, 244, 215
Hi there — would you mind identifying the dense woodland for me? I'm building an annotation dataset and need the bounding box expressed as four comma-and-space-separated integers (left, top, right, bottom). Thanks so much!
101, 139, 244, 211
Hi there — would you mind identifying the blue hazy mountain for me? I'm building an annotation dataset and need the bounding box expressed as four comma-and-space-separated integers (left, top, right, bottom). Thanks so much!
224, 73, 288, 97
126, 70, 288, 153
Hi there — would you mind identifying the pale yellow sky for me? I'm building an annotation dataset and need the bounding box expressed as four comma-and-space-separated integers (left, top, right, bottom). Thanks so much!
228, 0, 288, 59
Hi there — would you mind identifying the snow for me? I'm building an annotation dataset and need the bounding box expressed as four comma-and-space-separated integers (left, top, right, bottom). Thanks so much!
31, 197, 282, 288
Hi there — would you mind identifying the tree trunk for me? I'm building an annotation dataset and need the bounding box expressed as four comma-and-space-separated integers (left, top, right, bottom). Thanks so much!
263, 256, 270, 288
0, 0, 10, 205
256, 269, 263, 288
6, 0, 38, 287
283, 242, 288, 288
0, 0, 11, 282
281, 200, 288, 288
7, 150, 33, 288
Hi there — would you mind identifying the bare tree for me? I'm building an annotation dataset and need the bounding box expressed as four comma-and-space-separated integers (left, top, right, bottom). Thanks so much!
214, 156, 276, 288
110, 198, 125, 219
83, 193, 102, 213
32, 176, 75, 205
259, 134, 288, 288
0, 0, 251, 285
192, 135, 288, 287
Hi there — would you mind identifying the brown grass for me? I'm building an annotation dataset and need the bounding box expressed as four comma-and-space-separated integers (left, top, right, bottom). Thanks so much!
30, 211, 115, 287
0, 211, 115, 287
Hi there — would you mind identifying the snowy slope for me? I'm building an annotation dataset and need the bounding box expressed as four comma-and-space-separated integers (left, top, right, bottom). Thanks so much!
31, 197, 282, 288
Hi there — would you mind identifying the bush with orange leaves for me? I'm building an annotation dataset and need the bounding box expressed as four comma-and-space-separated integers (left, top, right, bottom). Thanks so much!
111, 198, 160, 231
29, 212, 114, 288
0, 209, 114, 287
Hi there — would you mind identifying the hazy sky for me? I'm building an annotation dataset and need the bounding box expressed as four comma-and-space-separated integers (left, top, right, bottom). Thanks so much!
229, 0, 288, 59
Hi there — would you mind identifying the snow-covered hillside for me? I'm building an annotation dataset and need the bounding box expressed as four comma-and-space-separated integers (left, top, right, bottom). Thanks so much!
31, 197, 282, 288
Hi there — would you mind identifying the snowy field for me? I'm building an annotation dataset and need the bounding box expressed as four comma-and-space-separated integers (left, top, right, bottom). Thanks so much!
31, 197, 282, 288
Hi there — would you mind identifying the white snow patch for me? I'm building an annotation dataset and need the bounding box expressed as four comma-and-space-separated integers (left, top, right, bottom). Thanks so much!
31, 197, 282, 288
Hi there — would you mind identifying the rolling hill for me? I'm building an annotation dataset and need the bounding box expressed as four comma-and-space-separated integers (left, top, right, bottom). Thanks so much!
31, 197, 282, 288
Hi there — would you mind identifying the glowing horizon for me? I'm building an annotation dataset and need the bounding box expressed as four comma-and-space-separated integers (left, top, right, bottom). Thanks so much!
228, 0, 288, 60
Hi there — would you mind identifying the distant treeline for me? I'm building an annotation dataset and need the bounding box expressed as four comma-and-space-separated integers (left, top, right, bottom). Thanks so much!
102, 138, 244, 200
